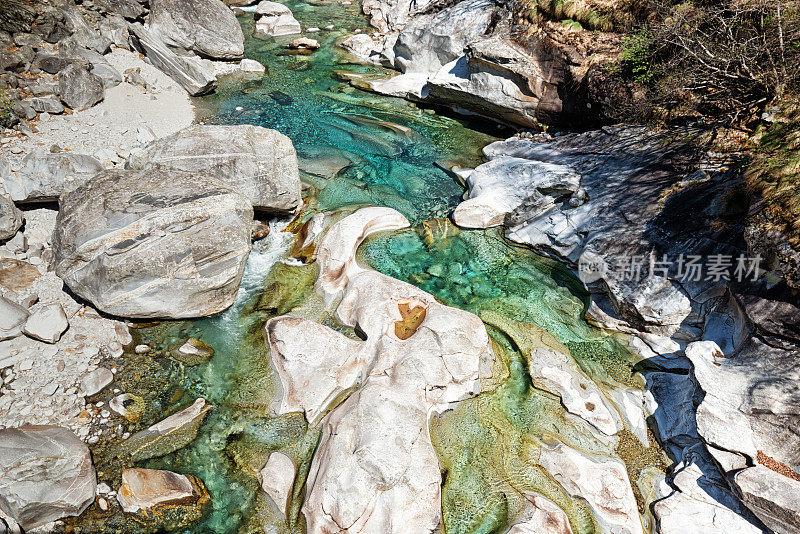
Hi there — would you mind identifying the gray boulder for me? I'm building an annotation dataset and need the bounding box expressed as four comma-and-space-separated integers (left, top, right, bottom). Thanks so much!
94, 0, 147, 20
52, 165, 253, 319
56, 4, 112, 54
426, 37, 567, 127
59, 63, 105, 111
34, 52, 68, 74
149, 0, 244, 60
0, 426, 96, 531
29, 95, 64, 114
0, 196, 23, 241
1, 150, 104, 203
127, 124, 301, 213
0, 296, 29, 341
128, 23, 217, 96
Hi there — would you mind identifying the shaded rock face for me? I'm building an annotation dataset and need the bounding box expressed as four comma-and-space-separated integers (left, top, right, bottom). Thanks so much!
1, 150, 104, 203
451, 126, 800, 530
365, 0, 574, 127
58, 62, 105, 111
0, 426, 96, 530
459, 127, 729, 335
93, 0, 147, 20
52, 166, 253, 319
127, 124, 302, 213
426, 37, 568, 127
149, 0, 244, 60
127, 23, 217, 96
0, 196, 23, 241
653, 443, 765, 534
266, 208, 490, 533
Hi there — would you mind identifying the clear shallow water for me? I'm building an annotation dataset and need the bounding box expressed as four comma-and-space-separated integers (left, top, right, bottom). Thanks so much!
80, 4, 662, 534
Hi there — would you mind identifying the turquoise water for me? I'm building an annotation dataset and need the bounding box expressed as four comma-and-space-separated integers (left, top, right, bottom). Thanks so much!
82, 4, 656, 534
200, 6, 504, 222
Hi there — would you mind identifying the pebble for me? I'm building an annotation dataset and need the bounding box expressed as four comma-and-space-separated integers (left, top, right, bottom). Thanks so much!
98, 498, 108, 511
42, 382, 59, 395
10, 146, 22, 154
134, 344, 149, 354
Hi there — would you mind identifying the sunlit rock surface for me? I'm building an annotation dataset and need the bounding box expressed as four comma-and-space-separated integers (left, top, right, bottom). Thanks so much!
53, 166, 253, 319
149, 0, 245, 60
0, 426, 96, 530
267, 207, 490, 533
127, 124, 301, 213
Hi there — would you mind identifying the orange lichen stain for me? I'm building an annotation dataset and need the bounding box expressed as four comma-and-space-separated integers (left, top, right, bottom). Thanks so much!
758, 450, 800, 481
394, 301, 427, 340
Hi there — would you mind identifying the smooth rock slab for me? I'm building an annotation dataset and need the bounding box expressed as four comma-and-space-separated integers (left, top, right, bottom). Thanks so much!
80, 367, 114, 396
116, 398, 211, 461
537, 442, 642, 533
259, 451, 295, 512
0, 296, 29, 341
734, 465, 800, 534
0, 426, 96, 530
149, 0, 244, 60
271, 207, 491, 534
508, 492, 574, 534
118, 468, 207, 514
52, 166, 253, 319
126, 124, 301, 213
1, 150, 104, 203
528, 347, 618, 436
23, 303, 68, 343
128, 23, 218, 96
453, 156, 580, 229
340, 34, 378, 60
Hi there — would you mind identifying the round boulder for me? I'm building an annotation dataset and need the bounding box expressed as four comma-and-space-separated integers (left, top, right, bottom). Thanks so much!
53, 165, 253, 319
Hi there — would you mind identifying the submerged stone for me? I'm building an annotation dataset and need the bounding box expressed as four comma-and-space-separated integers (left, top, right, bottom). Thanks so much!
115, 398, 212, 461
171, 338, 215, 366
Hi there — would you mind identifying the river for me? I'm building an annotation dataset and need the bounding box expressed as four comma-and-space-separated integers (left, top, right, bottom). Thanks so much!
78, 3, 665, 533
